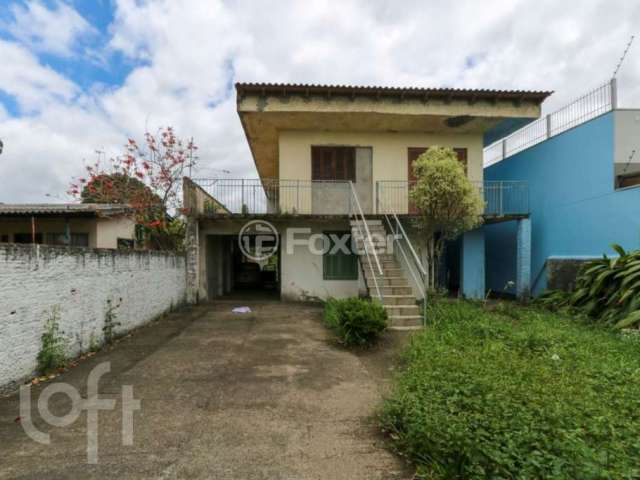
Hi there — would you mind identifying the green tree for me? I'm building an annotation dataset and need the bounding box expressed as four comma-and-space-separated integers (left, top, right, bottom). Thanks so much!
409, 146, 484, 290
69, 127, 198, 251
80, 172, 160, 206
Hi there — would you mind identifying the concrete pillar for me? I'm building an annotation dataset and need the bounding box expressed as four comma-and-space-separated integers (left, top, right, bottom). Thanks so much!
461, 228, 485, 299
185, 218, 200, 304
516, 217, 532, 300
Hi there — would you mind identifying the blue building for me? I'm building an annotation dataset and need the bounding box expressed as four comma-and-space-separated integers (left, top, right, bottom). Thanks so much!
484, 82, 640, 296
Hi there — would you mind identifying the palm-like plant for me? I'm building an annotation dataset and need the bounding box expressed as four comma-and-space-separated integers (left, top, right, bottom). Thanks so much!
546, 244, 640, 328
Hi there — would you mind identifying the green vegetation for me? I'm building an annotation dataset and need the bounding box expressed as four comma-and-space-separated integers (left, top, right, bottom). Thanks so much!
381, 300, 640, 479
323, 297, 387, 347
409, 146, 484, 289
36, 306, 67, 374
103, 298, 122, 344
538, 244, 640, 329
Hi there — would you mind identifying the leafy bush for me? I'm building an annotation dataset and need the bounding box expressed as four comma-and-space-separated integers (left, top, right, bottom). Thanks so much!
323, 298, 387, 347
381, 300, 640, 479
538, 244, 640, 328
37, 306, 67, 374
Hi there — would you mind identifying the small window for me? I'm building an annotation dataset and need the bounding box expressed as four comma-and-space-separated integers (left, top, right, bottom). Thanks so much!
323, 231, 358, 281
617, 172, 640, 189
46, 233, 67, 245
311, 146, 356, 181
14, 233, 43, 244
117, 238, 134, 249
44, 233, 89, 247
71, 233, 89, 247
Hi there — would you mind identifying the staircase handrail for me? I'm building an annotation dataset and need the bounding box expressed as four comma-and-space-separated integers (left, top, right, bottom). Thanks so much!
349, 181, 383, 300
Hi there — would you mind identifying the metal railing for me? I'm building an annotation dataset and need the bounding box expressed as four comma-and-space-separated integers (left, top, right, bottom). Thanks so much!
191, 178, 352, 214
349, 181, 383, 300
383, 213, 427, 323
377, 180, 529, 217
484, 79, 616, 167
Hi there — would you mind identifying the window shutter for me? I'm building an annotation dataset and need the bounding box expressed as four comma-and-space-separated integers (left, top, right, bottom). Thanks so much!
311, 147, 356, 181
312, 148, 322, 180
454, 148, 468, 173
323, 231, 358, 280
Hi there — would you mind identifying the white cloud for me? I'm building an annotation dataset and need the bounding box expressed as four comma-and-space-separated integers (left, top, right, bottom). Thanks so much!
1, 0, 640, 202
0, 40, 78, 112
5, 0, 96, 57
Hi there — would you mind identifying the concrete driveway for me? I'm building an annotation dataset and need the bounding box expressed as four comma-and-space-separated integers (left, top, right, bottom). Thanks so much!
0, 301, 410, 479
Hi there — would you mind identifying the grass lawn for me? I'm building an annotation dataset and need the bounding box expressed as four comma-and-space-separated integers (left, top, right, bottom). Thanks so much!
381, 300, 640, 479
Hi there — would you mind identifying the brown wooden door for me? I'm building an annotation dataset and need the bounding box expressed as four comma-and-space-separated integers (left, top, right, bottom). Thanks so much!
407, 147, 468, 214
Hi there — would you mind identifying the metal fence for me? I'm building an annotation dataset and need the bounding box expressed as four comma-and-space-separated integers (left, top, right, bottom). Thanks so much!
193, 178, 529, 217
191, 178, 352, 215
377, 180, 529, 217
484, 79, 616, 167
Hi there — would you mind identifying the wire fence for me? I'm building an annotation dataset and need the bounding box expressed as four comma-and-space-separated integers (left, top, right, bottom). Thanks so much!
484, 79, 616, 167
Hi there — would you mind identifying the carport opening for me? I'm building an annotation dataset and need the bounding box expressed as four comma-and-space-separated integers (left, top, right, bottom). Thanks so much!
206, 234, 280, 300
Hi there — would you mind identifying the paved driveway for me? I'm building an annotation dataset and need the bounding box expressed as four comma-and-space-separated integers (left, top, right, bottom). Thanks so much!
0, 301, 410, 479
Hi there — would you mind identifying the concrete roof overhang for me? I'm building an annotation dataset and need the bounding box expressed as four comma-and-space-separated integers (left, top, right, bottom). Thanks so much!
236, 83, 552, 179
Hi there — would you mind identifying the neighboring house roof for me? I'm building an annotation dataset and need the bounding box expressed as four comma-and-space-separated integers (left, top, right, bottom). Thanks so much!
236, 82, 553, 103
0, 203, 132, 217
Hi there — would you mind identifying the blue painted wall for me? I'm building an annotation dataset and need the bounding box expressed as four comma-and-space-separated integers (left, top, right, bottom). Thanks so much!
461, 228, 485, 299
485, 112, 640, 295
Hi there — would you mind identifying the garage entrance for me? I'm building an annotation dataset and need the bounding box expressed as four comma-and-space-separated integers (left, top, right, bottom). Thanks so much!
205, 234, 280, 300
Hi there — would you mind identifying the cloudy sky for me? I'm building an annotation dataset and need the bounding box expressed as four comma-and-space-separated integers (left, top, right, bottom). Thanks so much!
0, 0, 639, 203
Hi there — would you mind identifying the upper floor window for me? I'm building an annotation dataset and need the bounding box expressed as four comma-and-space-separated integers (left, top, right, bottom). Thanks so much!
311, 146, 356, 181
408, 147, 467, 181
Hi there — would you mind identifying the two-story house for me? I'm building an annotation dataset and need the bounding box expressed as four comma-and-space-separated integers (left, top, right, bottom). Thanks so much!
184, 83, 550, 327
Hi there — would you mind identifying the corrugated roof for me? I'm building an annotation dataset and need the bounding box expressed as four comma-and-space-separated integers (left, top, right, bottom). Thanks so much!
0, 203, 132, 216
236, 82, 553, 102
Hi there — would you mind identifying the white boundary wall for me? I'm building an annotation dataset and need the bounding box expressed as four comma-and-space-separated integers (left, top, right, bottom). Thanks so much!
0, 245, 186, 391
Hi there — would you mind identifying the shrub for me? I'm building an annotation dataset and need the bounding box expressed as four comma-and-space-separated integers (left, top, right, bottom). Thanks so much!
103, 298, 122, 344
381, 300, 640, 479
323, 297, 387, 347
538, 244, 640, 329
37, 306, 67, 374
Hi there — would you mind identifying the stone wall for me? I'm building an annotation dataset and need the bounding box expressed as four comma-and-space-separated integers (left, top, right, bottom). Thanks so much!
0, 244, 186, 392
546, 258, 592, 291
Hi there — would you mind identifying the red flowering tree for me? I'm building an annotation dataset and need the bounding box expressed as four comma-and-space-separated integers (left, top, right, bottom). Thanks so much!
68, 127, 197, 250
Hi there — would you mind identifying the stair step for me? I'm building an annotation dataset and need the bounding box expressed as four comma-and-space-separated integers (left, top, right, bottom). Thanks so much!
365, 268, 404, 277
388, 314, 424, 328
382, 295, 418, 306
384, 305, 421, 316
367, 277, 409, 286
380, 286, 413, 295
350, 219, 382, 226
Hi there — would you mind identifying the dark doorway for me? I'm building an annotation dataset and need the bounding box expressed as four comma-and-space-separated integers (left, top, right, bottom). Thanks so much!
206, 234, 280, 300
444, 237, 461, 296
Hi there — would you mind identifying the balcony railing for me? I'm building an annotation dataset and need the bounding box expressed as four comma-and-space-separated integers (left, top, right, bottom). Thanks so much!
190, 178, 353, 215
188, 178, 529, 217
377, 180, 529, 217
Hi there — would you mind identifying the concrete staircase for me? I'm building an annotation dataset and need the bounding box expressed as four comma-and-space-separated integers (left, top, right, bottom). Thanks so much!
350, 219, 423, 330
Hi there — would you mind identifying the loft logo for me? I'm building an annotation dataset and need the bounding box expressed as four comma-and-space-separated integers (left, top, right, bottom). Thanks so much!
19, 362, 140, 464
